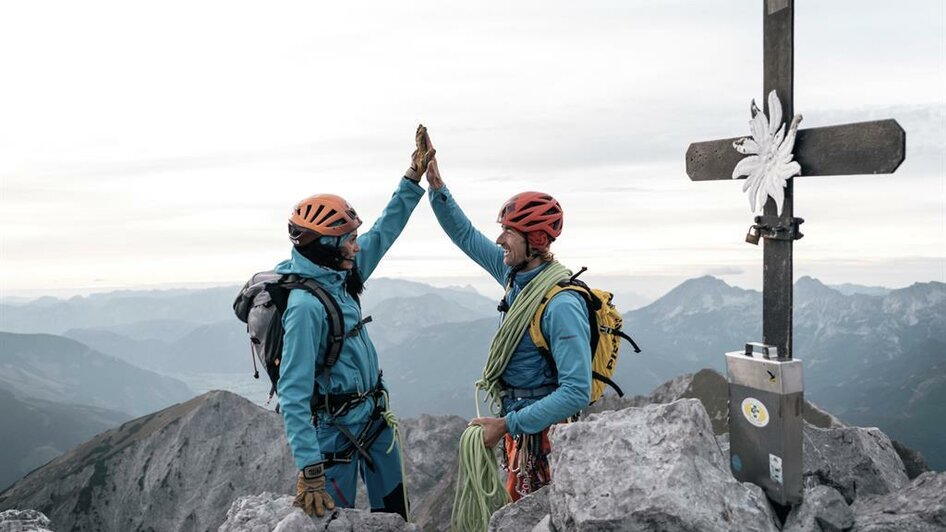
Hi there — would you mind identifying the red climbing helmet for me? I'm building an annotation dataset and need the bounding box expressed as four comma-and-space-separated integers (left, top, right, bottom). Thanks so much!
497, 191, 564, 247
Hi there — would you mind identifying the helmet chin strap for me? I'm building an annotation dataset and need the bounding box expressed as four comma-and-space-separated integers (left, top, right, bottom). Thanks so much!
512, 242, 542, 272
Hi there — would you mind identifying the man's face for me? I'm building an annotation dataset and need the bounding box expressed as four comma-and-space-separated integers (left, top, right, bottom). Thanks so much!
338, 232, 360, 270
496, 226, 528, 267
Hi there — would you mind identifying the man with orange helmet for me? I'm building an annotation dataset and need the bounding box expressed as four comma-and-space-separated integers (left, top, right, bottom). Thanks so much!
424, 135, 592, 500
276, 126, 435, 519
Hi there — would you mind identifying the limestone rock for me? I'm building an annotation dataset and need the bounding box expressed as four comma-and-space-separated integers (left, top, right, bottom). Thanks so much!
803, 423, 909, 503
0, 510, 53, 532
0, 391, 297, 532
716, 432, 730, 457
892, 440, 932, 480
586, 369, 843, 434
851, 472, 946, 532
782, 485, 854, 532
549, 399, 779, 532
530, 514, 553, 532
400, 414, 467, 531
218, 492, 297, 532
219, 492, 419, 532
488, 486, 550, 532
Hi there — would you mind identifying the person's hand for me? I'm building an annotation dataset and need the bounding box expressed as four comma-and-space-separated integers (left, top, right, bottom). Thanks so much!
469, 416, 508, 448
405, 124, 436, 182
293, 464, 336, 517
426, 158, 444, 189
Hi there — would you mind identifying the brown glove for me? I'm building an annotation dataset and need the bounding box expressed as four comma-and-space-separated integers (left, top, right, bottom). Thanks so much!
405, 124, 436, 181
293, 463, 336, 517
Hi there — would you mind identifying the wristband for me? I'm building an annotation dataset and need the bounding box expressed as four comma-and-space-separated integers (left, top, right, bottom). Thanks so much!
403, 166, 420, 182
302, 463, 324, 479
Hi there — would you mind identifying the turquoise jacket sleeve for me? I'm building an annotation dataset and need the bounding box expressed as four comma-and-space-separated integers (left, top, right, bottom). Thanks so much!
428, 185, 506, 286
505, 291, 592, 436
356, 178, 425, 280
278, 292, 327, 470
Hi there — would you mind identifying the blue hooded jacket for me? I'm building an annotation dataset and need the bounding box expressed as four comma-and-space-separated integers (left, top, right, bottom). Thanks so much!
275, 178, 424, 470
429, 185, 591, 436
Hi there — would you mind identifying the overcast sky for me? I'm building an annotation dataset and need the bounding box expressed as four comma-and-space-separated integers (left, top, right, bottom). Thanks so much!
1, 0, 943, 299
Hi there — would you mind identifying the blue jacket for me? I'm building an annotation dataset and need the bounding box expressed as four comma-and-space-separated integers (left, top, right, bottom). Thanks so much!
429, 185, 591, 436
275, 178, 424, 470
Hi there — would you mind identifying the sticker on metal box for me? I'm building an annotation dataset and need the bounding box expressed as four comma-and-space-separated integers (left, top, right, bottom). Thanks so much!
769, 453, 784, 485
741, 397, 770, 427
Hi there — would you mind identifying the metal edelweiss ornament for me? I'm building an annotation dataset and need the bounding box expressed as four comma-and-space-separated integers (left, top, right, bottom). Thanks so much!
732, 90, 803, 215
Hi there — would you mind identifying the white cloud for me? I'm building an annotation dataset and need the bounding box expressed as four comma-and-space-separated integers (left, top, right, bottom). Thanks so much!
0, 0, 943, 295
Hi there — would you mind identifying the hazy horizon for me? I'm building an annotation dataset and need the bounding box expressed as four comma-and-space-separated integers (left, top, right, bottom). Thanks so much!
1, 271, 937, 309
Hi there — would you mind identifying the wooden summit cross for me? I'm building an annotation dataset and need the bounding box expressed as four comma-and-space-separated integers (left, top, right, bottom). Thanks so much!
686, 0, 905, 360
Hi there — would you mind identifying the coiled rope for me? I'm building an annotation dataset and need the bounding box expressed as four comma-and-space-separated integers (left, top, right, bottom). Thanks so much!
451, 425, 510, 532
452, 262, 570, 531
380, 389, 411, 521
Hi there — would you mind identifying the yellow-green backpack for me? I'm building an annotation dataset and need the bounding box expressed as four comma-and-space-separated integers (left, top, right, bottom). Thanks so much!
526, 268, 641, 403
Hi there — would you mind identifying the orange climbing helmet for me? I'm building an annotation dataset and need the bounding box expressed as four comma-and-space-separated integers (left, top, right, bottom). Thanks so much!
288, 194, 363, 244
497, 191, 564, 248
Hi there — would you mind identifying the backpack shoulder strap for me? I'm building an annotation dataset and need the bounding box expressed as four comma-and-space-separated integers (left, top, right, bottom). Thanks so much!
527, 283, 598, 373
282, 275, 347, 369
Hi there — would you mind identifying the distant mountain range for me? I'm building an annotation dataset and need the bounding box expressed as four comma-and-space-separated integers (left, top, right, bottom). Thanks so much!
620, 275, 945, 469
0, 387, 129, 494
1, 274, 942, 492
0, 332, 194, 491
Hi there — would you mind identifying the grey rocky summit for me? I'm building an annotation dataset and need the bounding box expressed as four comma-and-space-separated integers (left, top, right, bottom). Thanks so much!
218, 492, 418, 532
850, 471, 946, 532
488, 371, 937, 532
0, 391, 297, 532
2, 372, 940, 532
549, 399, 779, 531
803, 424, 910, 503
0, 509, 53, 532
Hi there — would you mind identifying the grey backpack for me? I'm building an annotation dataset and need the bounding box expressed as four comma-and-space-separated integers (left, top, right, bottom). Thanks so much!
233, 271, 352, 405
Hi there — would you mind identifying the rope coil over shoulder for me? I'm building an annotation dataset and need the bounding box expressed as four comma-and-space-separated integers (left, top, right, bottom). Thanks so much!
453, 262, 570, 531
475, 262, 571, 416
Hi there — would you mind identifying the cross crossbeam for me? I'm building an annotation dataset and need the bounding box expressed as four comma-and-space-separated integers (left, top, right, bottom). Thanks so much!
686, 120, 906, 182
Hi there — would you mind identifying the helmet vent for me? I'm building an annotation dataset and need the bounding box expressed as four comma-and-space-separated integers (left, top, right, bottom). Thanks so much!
310, 205, 325, 223
318, 209, 338, 225
303, 204, 312, 220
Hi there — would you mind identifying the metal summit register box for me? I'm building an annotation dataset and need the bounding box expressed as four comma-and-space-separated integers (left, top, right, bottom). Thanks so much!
727, 342, 803, 506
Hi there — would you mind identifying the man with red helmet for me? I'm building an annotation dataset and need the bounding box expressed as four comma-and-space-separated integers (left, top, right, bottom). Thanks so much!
275, 126, 435, 519
424, 136, 592, 500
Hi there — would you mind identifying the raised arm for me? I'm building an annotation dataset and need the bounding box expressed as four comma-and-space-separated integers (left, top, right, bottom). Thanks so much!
355, 125, 435, 280
426, 157, 507, 285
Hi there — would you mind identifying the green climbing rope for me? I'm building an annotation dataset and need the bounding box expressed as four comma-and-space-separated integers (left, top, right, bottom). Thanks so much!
451, 425, 510, 532
475, 261, 571, 416
452, 261, 571, 531
380, 389, 411, 522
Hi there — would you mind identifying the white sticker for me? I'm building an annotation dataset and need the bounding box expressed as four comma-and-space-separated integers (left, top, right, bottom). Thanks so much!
741, 397, 770, 428
769, 454, 784, 485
